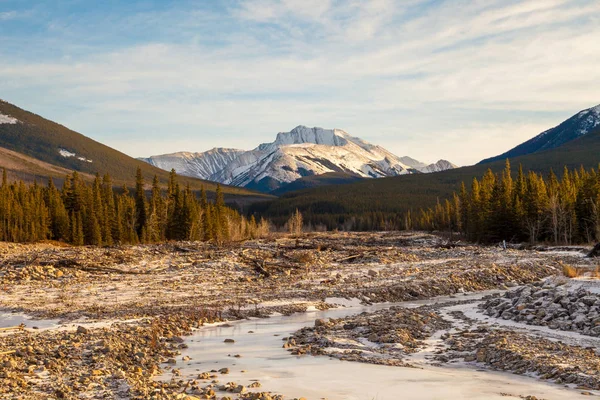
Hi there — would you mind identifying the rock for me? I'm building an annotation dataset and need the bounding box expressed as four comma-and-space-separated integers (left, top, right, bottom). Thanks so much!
367, 333, 379, 342
476, 348, 487, 362
368, 269, 379, 277
233, 385, 246, 393
314, 319, 328, 327
218, 367, 229, 374
76, 325, 89, 334
224, 338, 235, 343
588, 243, 600, 258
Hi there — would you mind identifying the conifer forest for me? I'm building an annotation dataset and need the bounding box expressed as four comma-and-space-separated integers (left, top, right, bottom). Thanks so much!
416, 161, 600, 244
0, 168, 268, 245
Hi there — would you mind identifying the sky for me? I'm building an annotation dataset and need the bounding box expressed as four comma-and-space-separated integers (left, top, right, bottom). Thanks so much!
1, 0, 599, 166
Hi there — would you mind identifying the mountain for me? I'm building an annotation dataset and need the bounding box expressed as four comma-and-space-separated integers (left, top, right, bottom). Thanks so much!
142, 125, 456, 193
141, 148, 246, 182
0, 100, 270, 202
398, 156, 457, 173
251, 122, 600, 229
480, 104, 600, 164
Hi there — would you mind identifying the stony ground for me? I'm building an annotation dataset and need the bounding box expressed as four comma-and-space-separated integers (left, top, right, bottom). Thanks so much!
480, 279, 600, 336
439, 327, 600, 392
285, 306, 450, 366
0, 232, 597, 399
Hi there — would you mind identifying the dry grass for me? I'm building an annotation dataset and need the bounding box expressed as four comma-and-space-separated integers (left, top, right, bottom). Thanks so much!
562, 264, 581, 278
562, 263, 600, 278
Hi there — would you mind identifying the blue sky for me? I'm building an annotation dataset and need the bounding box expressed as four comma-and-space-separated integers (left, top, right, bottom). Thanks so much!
1, 0, 599, 165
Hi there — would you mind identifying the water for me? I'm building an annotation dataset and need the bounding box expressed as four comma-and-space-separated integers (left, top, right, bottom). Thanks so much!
163, 294, 584, 400
0, 312, 59, 330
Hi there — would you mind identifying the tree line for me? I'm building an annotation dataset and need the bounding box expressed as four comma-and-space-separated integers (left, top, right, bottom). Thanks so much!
0, 168, 269, 245
415, 161, 600, 244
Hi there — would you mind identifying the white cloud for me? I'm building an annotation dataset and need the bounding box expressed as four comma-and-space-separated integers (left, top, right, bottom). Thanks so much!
0, 11, 18, 21
233, 0, 332, 22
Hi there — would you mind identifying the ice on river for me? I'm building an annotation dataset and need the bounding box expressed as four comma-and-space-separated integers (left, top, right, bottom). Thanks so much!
0, 312, 59, 330
161, 294, 586, 400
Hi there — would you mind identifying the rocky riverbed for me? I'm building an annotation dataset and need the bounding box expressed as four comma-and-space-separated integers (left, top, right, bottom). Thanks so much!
439, 327, 600, 392
285, 307, 450, 366
0, 232, 597, 399
480, 279, 600, 336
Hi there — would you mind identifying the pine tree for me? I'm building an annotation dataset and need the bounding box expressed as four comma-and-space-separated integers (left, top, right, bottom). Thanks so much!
134, 167, 147, 239
214, 184, 229, 242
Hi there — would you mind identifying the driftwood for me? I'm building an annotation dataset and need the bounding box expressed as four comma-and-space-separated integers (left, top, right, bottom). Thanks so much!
239, 250, 306, 277
38, 259, 150, 275
336, 254, 364, 263
589, 243, 600, 258
247, 257, 271, 277
0, 350, 16, 356
239, 249, 271, 277
173, 245, 195, 253
0, 324, 25, 332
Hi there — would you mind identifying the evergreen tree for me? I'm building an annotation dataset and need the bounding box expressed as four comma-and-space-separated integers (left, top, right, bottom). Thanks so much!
134, 167, 147, 238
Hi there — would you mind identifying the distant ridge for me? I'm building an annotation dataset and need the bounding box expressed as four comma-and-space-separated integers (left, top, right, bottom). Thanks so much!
480, 104, 600, 164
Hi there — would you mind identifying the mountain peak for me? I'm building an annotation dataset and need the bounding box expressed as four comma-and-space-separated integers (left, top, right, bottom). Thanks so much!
274, 126, 348, 147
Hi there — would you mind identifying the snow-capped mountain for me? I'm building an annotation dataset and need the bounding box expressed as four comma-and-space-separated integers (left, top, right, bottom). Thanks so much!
142, 126, 457, 192
141, 148, 245, 181
397, 156, 457, 173
420, 159, 458, 173
480, 104, 600, 164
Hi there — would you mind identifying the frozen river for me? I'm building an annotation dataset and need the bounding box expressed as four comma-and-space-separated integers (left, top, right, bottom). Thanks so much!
162, 293, 589, 400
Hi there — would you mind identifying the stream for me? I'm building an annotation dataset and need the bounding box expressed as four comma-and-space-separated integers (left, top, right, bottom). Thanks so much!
161, 292, 588, 400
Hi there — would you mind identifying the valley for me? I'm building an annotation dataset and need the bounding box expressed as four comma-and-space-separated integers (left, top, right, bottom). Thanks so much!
1, 232, 598, 399
2, 2, 599, 400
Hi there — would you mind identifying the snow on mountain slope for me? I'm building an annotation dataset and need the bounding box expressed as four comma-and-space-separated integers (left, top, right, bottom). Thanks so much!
141, 148, 246, 180
142, 126, 456, 192
480, 103, 600, 164
0, 112, 18, 124
398, 156, 428, 170
420, 160, 458, 173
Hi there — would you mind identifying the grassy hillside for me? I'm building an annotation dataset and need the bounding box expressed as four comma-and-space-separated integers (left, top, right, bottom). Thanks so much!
0, 100, 271, 202
252, 127, 600, 227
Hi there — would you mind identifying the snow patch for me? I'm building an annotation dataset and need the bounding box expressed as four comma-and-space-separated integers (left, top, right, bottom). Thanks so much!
58, 148, 93, 163
59, 149, 76, 158
0, 112, 18, 124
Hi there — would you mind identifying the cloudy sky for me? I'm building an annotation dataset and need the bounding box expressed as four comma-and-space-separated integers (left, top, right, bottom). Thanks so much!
1, 0, 599, 165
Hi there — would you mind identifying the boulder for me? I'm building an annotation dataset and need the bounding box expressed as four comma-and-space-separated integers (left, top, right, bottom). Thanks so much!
588, 243, 600, 258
